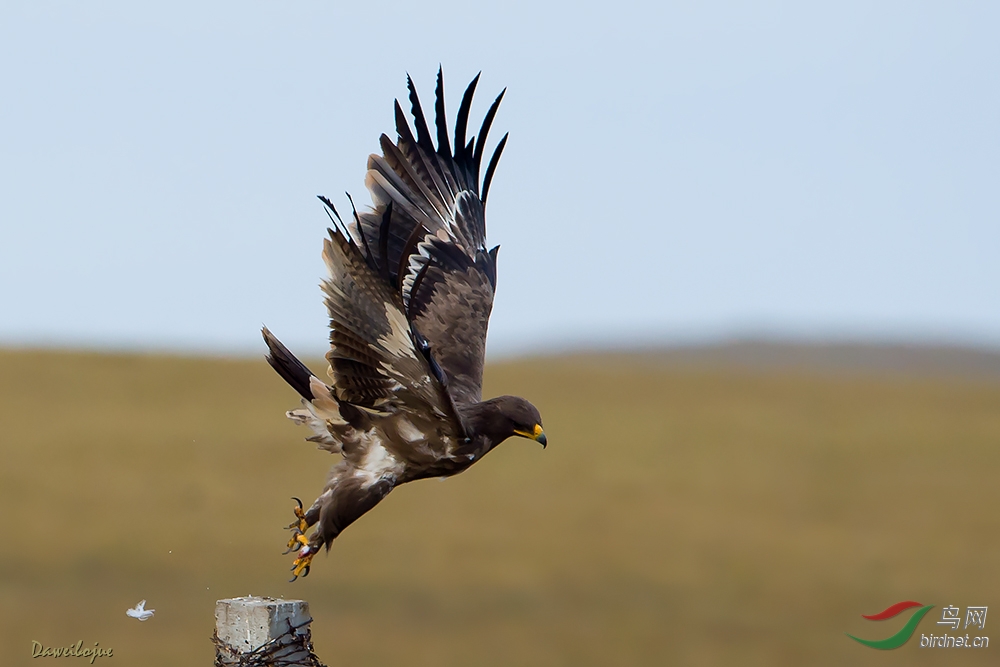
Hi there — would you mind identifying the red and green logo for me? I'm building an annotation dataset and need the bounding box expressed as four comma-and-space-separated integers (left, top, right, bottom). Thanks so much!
847, 601, 935, 649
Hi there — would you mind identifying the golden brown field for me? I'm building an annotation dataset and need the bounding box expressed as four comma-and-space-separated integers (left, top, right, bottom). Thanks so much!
1, 347, 998, 666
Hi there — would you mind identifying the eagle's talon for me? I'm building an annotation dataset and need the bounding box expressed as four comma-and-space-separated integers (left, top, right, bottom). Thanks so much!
284, 531, 309, 554
284, 498, 311, 554
289, 546, 315, 582
286, 498, 309, 533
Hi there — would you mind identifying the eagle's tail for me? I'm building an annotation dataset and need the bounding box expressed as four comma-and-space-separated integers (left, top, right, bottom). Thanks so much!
262, 326, 348, 454
262, 326, 315, 401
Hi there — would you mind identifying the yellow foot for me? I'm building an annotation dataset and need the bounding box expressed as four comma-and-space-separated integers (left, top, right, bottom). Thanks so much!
283, 497, 311, 554
289, 545, 315, 582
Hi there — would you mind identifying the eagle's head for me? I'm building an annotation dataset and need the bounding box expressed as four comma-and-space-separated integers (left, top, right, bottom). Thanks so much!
471, 395, 546, 449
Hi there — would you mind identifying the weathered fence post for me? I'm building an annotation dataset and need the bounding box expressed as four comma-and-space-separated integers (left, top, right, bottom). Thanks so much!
213, 596, 325, 666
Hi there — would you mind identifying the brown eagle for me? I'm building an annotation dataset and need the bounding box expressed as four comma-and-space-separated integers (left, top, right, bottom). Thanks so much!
262, 70, 546, 580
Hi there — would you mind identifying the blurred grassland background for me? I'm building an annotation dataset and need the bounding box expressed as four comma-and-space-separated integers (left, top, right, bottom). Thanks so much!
1, 346, 998, 666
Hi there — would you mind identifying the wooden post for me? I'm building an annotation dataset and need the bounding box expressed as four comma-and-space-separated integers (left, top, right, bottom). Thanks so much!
214, 596, 323, 666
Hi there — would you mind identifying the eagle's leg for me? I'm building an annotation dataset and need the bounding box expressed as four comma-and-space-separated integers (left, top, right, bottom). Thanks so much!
286, 472, 396, 581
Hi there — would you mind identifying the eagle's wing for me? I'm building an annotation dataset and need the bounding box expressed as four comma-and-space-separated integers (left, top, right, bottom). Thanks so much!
263, 221, 460, 444
348, 69, 508, 409
318, 224, 449, 414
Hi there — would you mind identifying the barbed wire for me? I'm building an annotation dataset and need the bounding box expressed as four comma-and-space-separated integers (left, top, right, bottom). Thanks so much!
212, 616, 326, 667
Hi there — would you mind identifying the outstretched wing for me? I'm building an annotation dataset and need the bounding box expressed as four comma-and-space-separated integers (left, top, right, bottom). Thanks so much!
346, 68, 508, 407
317, 222, 455, 418
264, 218, 465, 447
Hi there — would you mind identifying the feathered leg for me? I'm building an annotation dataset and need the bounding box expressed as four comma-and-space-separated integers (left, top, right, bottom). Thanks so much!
287, 463, 396, 580
261, 328, 400, 580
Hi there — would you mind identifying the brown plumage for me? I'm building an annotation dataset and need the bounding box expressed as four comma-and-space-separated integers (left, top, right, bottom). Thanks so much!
262, 69, 545, 580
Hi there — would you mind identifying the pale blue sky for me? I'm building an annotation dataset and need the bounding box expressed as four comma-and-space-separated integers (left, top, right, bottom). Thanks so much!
1, 1, 997, 357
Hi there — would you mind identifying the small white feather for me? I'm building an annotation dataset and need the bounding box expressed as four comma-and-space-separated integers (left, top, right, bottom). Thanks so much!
126, 600, 154, 621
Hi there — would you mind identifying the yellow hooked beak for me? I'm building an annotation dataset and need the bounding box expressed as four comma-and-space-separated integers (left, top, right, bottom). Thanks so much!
514, 424, 547, 448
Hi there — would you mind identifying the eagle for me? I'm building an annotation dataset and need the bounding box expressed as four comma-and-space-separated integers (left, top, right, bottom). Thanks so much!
262, 70, 546, 580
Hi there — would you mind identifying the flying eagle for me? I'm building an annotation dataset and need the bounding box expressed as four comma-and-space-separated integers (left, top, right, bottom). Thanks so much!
262, 70, 546, 580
